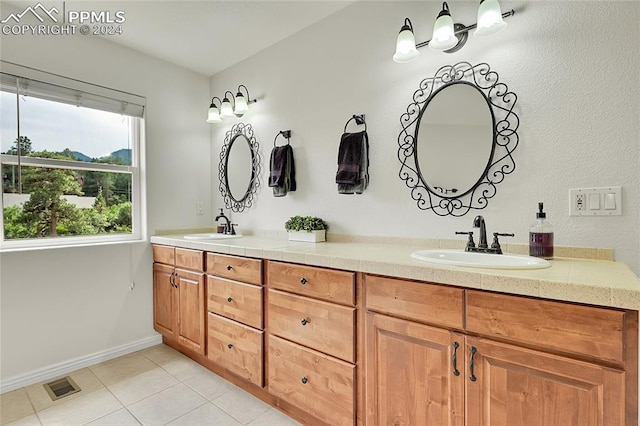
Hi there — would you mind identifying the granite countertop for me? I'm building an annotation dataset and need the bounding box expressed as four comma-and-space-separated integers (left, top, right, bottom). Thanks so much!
150, 234, 640, 311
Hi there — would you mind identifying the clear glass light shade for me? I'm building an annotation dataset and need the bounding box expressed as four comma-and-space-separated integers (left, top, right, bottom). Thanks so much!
206, 105, 221, 123
393, 27, 419, 63
428, 14, 458, 51
475, 0, 507, 37
234, 93, 249, 115
220, 98, 234, 117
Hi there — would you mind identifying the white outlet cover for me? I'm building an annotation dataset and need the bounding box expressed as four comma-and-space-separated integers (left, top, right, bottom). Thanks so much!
569, 187, 622, 216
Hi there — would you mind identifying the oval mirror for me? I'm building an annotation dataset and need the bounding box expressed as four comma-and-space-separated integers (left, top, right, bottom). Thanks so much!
219, 123, 261, 212
225, 134, 253, 202
398, 62, 519, 216
416, 82, 494, 198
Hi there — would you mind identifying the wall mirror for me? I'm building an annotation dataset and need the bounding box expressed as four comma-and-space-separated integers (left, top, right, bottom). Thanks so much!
218, 122, 261, 212
398, 62, 519, 216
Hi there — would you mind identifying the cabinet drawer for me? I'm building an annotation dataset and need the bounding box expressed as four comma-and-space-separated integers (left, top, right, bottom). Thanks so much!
207, 313, 263, 387
466, 290, 627, 364
365, 275, 464, 329
175, 248, 204, 271
207, 276, 263, 329
153, 245, 175, 265
268, 290, 355, 363
268, 261, 355, 305
268, 335, 354, 426
207, 253, 262, 285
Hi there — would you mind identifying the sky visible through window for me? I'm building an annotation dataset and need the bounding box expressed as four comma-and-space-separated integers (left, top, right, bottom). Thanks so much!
0, 91, 130, 159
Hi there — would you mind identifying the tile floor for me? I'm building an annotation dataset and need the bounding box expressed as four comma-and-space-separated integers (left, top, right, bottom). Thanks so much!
1, 344, 301, 426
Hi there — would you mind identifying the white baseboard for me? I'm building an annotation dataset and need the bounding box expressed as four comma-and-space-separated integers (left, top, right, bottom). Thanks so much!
0, 334, 162, 394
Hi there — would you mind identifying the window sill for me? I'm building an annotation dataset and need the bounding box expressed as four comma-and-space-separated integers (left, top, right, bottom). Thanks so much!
0, 235, 147, 253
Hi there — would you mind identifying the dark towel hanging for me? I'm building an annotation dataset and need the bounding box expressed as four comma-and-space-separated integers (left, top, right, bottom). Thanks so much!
269, 130, 296, 197
336, 115, 369, 194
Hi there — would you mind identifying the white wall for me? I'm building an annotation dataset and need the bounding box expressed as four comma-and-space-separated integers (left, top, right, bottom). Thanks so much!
0, 16, 211, 381
210, 1, 640, 275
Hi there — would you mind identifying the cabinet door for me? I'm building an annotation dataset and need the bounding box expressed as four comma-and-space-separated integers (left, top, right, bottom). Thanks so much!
366, 312, 464, 426
176, 268, 205, 355
465, 337, 626, 426
153, 263, 176, 338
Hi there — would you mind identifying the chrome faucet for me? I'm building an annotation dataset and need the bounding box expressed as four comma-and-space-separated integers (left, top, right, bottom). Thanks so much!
473, 215, 488, 249
215, 208, 234, 235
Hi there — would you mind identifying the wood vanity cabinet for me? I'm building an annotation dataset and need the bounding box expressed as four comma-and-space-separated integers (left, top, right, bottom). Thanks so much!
267, 261, 356, 426
206, 253, 264, 387
152, 245, 205, 355
364, 274, 638, 426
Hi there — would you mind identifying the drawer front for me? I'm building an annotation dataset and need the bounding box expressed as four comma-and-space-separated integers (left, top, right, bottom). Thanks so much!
268, 261, 355, 305
153, 245, 175, 265
207, 313, 263, 387
466, 290, 626, 364
207, 253, 262, 285
207, 276, 263, 329
365, 275, 464, 329
268, 335, 354, 426
175, 248, 204, 271
268, 290, 355, 363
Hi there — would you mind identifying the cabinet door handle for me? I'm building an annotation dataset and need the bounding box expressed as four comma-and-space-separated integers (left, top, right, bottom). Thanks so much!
301, 318, 308, 326
170, 272, 177, 288
226, 265, 233, 271
300, 277, 307, 285
301, 376, 308, 384
452, 341, 460, 377
469, 346, 477, 382
227, 343, 233, 349
227, 296, 233, 303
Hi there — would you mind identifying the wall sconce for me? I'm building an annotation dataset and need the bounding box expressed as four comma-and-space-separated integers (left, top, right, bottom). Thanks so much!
206, 84, 256, 123
393, 0, 515, 63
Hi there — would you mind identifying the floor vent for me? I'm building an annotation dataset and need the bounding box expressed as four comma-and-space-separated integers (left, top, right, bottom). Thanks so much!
43, 376, 81, 401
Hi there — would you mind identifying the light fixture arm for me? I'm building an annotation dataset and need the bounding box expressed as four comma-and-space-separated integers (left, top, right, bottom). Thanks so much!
209, 96, 222, 107
223, 91, 235, 103
415, 9, 515, 50
237, 84, 257, 105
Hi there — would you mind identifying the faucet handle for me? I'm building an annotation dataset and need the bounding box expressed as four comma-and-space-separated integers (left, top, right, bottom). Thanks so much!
229, 223, 237, 235
491, 233, 514, 254
455, 231, 476, 251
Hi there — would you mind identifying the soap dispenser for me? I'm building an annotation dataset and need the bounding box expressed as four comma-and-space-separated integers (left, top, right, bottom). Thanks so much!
529, 202, 554, 259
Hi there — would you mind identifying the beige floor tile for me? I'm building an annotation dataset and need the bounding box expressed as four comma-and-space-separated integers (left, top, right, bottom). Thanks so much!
3, 414, 40, 426
37, 388, 122, 426
127, 383, 206, 426
84, 408, 140, 425
1, 388, 34, 425
247, 408, 302, 426
140, 345, 186, 366
90, 353, 157, 387
213, 388, 270, 424
107, 367, 179, 406
160, 357, 211, 382
182, 371, 233, 401
166, 403, 241, 426
25, 368, 104, 412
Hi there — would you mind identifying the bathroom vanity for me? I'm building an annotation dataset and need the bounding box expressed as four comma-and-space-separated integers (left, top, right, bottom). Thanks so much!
150, 234, 640, 425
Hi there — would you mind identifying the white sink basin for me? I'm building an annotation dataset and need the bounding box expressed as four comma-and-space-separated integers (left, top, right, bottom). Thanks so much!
411, 249, 550, 270
183, 233, 243, 240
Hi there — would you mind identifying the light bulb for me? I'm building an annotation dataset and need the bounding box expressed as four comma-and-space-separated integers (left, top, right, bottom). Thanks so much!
475, 0, 507, 37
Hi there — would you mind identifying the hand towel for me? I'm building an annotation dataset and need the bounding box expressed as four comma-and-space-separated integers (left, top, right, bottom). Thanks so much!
337, 131, 369, 194
269, 145, 296, 197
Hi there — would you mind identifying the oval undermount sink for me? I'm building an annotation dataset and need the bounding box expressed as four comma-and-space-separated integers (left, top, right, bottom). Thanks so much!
183, 233, 243, 240
411, 249, 550, 270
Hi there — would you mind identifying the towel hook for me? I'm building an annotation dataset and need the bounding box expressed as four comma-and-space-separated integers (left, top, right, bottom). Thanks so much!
273, 130, 291, 147
344, 114, 366, 133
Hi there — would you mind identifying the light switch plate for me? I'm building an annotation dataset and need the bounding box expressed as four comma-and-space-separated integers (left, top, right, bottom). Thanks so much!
569, 187, 622, 216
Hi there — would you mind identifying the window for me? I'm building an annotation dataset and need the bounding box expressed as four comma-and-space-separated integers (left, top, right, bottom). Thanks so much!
0, 62, 145, 250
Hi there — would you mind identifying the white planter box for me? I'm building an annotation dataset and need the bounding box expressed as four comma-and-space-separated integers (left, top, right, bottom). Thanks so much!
287, 230, 326, 243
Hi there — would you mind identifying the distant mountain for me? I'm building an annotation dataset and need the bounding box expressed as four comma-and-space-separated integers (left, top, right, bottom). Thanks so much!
110, 149, 131, 164
71, 151, 92, 162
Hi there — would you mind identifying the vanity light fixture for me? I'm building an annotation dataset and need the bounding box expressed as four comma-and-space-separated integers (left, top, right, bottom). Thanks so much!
206, 85, 257, 123
393, 0, 515, 63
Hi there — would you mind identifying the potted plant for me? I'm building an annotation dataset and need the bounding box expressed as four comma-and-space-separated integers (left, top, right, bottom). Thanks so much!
285, 215, 328, 242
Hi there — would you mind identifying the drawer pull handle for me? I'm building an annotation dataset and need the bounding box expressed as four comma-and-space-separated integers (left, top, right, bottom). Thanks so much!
301, 318, 308, 326
227, 343, 233, 349
300, 278, 307, 285
452, 341, 460, 377
226, 265, 233, 271
301, 376, 308, 384
227, 296, 233, 303
469, 346, 477, 382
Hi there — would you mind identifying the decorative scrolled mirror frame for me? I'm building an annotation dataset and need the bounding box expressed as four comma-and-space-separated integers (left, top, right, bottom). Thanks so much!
398, 62, 519, 216
218, 122, 261, 212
